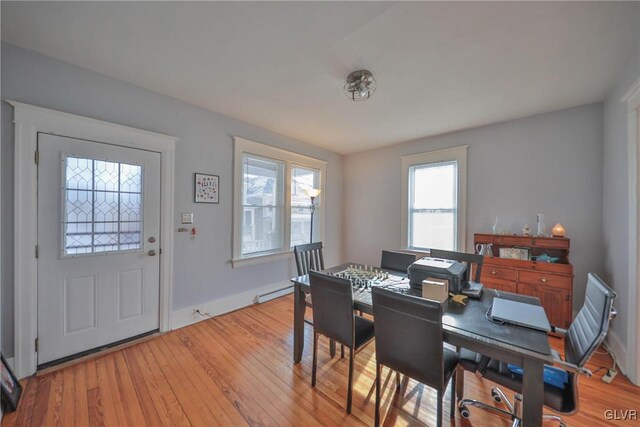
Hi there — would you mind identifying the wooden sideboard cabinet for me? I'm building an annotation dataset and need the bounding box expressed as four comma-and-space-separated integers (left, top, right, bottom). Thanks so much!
474, 233, 574, 328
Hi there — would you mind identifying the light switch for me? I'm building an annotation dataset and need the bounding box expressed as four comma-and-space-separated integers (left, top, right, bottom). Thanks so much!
181, 213, 194, 224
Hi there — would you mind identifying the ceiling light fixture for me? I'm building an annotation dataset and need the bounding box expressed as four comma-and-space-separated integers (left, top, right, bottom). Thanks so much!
344, 70, 376, 101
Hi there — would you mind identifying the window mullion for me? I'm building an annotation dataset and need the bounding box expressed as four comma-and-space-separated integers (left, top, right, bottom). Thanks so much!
283, 161, 292, 250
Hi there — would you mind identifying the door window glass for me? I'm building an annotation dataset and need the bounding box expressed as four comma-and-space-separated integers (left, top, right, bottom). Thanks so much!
64, 156, 143, 255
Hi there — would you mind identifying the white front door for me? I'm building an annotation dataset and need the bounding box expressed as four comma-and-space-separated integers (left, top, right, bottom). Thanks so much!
37, 133, 161, 365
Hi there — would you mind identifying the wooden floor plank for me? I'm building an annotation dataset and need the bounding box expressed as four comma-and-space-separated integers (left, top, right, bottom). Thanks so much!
179, 323, 283, 426
29, 374, 52, 427
43, 370, 63, 427
214, 312, 363, 426
111, 351, 149, 426
134, 343, 192, 427
156, 333, 238, 427
86, 387, 105, 427
60, 366, 76, 426
72, 364, 90, 427
5, 295, 640, 427
195, 319, 329, 427
146, 338, 219, 427
121, 346, 169, 427
95, 355, 125, 426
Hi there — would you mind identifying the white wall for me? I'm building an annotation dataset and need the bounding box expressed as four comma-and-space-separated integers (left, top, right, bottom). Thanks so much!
603, 42, 640, 381
343, 103, 604, 314
0, 43, 343, 356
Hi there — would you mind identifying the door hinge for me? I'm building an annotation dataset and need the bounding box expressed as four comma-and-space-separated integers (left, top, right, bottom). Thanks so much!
35, 150, 39, 165
35, 245, 39, 259
35, 337, 39, 352
159, 248, 162, 255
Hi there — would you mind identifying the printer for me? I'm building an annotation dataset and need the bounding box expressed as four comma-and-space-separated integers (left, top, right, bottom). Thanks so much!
408, 257, 467, 294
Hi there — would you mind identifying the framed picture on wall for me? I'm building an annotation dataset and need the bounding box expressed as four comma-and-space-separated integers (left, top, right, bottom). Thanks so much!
194, 173, 219, 204
1, 353, 22, 412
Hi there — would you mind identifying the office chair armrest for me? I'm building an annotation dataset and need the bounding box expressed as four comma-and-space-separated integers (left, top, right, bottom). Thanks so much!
551, 353, 592, 377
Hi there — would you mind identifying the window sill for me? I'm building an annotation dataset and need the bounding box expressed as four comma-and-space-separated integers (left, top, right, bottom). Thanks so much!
231, 250, 293, 269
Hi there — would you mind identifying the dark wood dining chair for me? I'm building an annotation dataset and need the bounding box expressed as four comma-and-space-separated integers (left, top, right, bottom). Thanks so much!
294, 242, 340, 356
372, 286, 460, 427
429, 249, 484, 283
380, 250, 416, 274
294, 242, 325, 315
294, 242, 325, 275
308, 270, 375, 413
429, 249, 487, 399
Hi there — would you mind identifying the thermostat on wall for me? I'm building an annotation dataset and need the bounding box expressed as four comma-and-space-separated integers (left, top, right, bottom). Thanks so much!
181, 213, 194, 224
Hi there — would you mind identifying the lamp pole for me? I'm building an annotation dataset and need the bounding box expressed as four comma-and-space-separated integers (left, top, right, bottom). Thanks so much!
304, 188, 321, 244
309, 196, 316, 243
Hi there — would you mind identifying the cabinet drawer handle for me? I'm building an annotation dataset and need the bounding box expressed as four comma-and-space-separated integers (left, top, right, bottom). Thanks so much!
491, 270, 497, 275
540, 276, 548, 283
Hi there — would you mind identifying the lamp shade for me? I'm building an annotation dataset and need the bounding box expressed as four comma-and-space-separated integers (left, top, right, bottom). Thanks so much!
552, 223, 566, 237
305, 188, 321, 198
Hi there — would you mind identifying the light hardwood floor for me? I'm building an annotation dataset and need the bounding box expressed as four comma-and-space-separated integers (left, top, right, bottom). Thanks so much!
2, 294, 639, 426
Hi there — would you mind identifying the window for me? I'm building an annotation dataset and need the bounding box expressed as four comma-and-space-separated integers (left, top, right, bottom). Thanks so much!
401, 146, 467, 252
64, 156, 143, 255
290, 166, 320, 247
233, 137, 326, 267
241, 155, 284, 255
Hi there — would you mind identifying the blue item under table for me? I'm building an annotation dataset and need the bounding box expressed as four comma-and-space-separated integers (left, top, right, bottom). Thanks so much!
508, 364, 569, 389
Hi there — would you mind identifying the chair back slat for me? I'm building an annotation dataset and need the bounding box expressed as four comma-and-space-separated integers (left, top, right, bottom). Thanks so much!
372, 287, 445, 389
430, 249, 484, 282
308, 271, 354, 346
565, 273, 616, 367
380, 250, 416, 274
294, 242, 325, 276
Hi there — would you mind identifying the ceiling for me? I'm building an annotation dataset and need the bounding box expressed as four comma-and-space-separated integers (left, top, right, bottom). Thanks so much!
2, 2, 638, 155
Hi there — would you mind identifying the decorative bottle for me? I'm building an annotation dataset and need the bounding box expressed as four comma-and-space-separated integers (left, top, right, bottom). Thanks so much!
492, 217, 503, 235
537, 213, 546, 236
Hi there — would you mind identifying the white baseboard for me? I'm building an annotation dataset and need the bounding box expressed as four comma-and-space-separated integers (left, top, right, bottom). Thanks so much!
606, 330, 628, 375
171, 281, 292, 330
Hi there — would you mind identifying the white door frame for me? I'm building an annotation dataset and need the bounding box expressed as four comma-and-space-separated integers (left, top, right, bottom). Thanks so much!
622, 78, 640, 385
9, 100, 177, 379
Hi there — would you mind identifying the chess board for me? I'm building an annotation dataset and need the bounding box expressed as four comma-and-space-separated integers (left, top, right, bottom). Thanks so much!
330, 265, 409, 292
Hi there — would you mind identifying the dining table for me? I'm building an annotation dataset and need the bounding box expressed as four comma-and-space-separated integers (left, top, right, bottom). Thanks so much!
291, 262, 553, 427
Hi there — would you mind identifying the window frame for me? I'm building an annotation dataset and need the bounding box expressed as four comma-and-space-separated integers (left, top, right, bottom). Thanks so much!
232, 137, 326, 268
401, 145, 468, 252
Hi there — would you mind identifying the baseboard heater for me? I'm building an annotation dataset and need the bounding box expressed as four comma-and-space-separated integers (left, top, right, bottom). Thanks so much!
256, 285, 294, 304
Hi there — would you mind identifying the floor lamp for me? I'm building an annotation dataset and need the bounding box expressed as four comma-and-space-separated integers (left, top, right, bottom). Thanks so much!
305, 188, 321, 243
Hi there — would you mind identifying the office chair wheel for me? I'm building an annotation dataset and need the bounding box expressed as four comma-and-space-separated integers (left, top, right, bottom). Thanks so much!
491, 388, 503, 403
458, 405, 471, 419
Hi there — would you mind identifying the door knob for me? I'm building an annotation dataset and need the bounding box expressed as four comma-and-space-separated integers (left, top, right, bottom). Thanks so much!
148, 249, 157, 257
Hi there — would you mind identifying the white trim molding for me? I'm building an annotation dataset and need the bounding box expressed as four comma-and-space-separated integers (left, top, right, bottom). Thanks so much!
232, 137, 327, 268
8, 100, 178, 379
621, 77, 640, 385
171, 281, 292, 330
401, 145, 469, 252
606, 330, 629, 377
